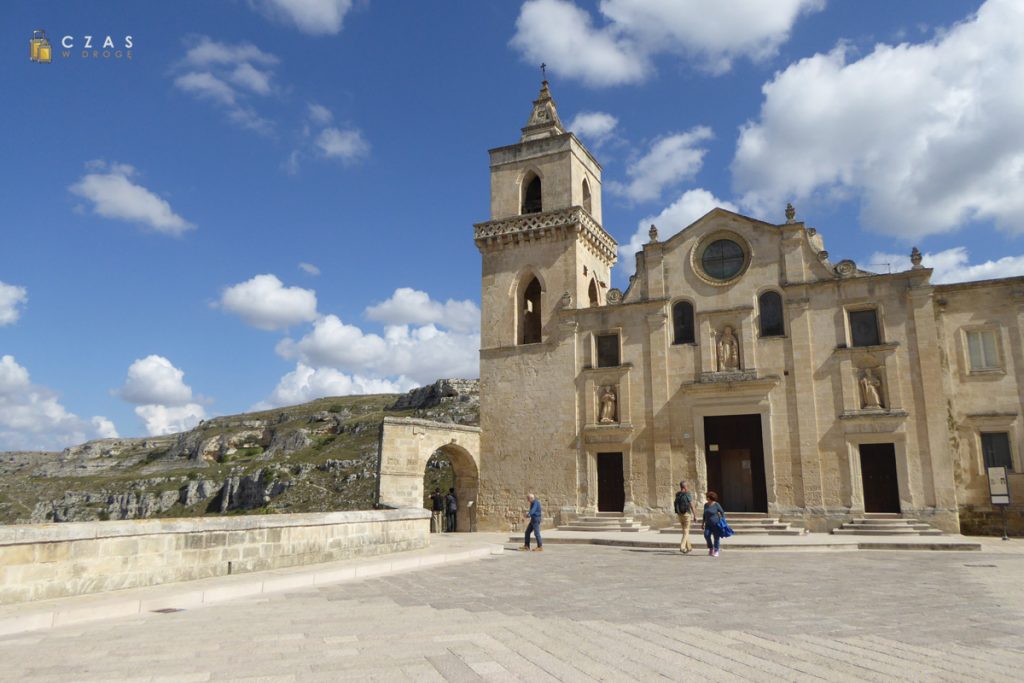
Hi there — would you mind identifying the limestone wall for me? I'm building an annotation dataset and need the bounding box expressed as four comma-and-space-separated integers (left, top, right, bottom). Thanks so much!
0, 509, 429, 605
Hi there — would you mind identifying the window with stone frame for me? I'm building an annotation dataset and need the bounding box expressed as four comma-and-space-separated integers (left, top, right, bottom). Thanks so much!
521, 277, 542, 344
758, 291, 784, 337
966, 329, 1000, 371
672, 301, 695, 344
981, 432, 1013, 470
596, 333, 620, 367
848, 308, 881, 347
522, 173, 542, 214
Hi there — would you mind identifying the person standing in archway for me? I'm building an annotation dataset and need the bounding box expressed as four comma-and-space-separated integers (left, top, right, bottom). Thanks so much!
445, 487, 458, 532
430, 487, 445, 533
520, 493, 543, 552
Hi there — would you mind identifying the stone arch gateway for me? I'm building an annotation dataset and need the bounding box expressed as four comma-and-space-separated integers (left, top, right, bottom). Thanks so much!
376, 417, 481, 531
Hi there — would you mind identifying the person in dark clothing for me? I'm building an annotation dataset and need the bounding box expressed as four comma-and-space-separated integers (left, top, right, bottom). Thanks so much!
429, 487, 445, 533
520, 493, 543, 551
445, 488, 458, 532
673, 481, 696, 554
702, 491, 725, 557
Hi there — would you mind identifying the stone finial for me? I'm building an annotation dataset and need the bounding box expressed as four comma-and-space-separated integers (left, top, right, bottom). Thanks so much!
785, 203, 796, 223
648, 224, 659, 243
560, 291, 572, 307
910, 246, 923, 269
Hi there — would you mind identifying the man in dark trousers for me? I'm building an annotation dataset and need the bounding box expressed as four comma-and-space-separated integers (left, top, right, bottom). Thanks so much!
445, 487, 458, 532
429, 487, 445, 533
520, 493, 543, 551
674, 480, 696, 554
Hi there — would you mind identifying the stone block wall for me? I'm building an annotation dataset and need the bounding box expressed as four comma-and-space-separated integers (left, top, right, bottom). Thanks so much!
0, 509, 429, 605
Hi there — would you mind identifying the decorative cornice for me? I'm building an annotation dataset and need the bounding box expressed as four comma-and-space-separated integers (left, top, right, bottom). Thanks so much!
474, 207, 618, 265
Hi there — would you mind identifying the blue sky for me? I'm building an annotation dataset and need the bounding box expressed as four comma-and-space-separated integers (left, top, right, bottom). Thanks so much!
2, 0, 1022, 449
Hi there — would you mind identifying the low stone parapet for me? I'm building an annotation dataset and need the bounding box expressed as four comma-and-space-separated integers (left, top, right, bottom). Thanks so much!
0, 508, 429, 605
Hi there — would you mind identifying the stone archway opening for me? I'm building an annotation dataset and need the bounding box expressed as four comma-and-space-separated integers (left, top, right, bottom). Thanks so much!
436, 443, 479, 532
376, 417, 481, 531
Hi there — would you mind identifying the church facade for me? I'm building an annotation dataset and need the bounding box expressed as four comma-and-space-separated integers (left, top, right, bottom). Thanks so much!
472, 82, 1024, 534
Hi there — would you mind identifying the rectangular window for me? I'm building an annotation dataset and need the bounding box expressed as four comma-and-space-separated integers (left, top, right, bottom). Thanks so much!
596, 333, 620, 367
849, 309, 880, 347
966, 329, 1000, 370
981, 432, 1013, 470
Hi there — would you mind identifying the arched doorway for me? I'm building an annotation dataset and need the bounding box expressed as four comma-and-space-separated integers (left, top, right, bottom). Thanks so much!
434, 443, 479, 532
377, 417, 481, 531
424, 449, 454, 531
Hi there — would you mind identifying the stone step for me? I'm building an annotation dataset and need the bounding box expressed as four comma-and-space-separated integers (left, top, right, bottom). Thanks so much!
721, 512, 770, 519
842, 523, 934, 531
844, 518, 922, 525
832, 528, 943, 536
832, 516, 944, 536
557, 525, 650, 533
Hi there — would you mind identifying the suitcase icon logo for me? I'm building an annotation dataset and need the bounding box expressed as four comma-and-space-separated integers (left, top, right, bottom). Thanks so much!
30, 29, 52, 63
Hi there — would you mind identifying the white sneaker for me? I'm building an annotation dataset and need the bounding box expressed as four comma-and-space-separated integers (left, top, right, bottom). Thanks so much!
713, 549, 720, 557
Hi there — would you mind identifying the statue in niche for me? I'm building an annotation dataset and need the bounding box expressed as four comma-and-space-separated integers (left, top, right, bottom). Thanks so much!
717, 326, 740, 371
599, 385, 617, 423
860, 367, 884, 409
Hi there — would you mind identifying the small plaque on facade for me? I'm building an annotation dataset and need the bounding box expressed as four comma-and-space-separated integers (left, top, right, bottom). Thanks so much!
988, 466, 1010, 505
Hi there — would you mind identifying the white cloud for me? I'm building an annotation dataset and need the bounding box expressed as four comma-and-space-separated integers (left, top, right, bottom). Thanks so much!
0, 281, 28, 326
249, 0, 355, 35
173, 36, 278, 135
118, 355, 195, 406
182, 36, 279, 68
316, 127, 370, 163
69, 161, 195, 236
299, 262, 321, 276
219, 274, 319, 330
174, 71, 237, 105
510, 0, 822, 86
117, 355, 206, 436
868, 247, 1024, 284
255, 363, 412, 409
0, 355, 117, 451
366, 288, 480, 334
734, 0, 1024, 239
511, 0, 647, 88
276, 316, 480, 386
567, 111, 619, 146
599, 0, 824, 75
607, 127, 714, 203
229, 62, 274, 95
619, 188, 737, 268
134, 404, 207, 437
307, 103, 333, 125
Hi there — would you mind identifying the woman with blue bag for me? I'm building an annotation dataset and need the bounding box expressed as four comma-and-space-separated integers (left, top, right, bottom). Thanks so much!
701, 491, 732, 557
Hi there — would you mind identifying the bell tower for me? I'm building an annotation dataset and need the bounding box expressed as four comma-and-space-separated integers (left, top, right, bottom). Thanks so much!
474, 80, 616, 349
473, 81, 619, 531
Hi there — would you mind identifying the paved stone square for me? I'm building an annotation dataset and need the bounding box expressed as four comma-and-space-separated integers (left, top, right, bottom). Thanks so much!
1, 544, 1022, 681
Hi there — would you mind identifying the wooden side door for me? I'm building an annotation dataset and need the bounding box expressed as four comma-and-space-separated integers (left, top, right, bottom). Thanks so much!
597, 452, 624, 512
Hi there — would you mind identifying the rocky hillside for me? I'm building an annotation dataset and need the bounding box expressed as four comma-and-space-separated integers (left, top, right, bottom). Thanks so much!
0, 379, 478, 525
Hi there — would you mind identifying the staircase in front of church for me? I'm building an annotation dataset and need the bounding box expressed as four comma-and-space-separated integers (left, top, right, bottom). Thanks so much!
831, 512, 944, 536
557, 512, 650, 532
658, 511, 807, 536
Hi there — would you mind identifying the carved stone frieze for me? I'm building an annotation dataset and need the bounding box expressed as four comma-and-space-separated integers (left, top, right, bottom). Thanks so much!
473, 207, 617, 263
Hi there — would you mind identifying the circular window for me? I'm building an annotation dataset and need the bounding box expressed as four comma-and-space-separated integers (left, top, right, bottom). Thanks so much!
701, 239, 745, 280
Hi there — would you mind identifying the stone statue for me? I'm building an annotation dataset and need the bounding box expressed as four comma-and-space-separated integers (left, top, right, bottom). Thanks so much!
599, 386, 617, 423
860, 367, 883, 409
717, 326, 740, 371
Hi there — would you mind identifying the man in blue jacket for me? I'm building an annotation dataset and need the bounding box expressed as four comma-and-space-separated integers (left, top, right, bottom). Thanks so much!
520, 493, 543, 552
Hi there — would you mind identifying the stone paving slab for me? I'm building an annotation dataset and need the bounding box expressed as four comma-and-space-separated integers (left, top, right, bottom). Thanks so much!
0, 538, 1022, 681
514, 528, 987, 551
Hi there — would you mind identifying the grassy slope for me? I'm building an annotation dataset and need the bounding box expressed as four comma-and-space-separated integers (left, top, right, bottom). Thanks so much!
0, 391, 476, 524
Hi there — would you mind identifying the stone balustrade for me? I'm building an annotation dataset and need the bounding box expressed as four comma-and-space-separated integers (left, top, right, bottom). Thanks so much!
0, 508, 429, 605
